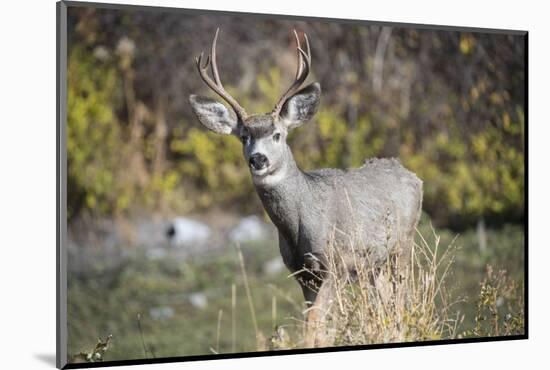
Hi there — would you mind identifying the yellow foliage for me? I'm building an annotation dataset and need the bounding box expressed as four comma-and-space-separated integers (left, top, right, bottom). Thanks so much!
67, 48, 524, 224
459, 34, 475, 55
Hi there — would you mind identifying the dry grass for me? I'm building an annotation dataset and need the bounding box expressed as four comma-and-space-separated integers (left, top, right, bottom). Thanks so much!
461, 265, 525, 338
296, 227, 460, 347
68, 228, 525, 363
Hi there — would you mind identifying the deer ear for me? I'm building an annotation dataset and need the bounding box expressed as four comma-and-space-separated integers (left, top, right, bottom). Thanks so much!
189, 95, 238, 135
279, 82, 321, 130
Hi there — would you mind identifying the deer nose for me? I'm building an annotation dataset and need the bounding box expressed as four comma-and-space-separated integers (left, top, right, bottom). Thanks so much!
249, 153, 269, 171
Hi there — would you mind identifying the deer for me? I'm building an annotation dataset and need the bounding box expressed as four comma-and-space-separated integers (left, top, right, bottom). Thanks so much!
189, 29, 423, 347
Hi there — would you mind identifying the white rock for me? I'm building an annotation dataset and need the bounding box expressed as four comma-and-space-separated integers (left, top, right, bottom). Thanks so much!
188, 292, 208, 309
229, 215, 267, 243
167, 217, 211, 247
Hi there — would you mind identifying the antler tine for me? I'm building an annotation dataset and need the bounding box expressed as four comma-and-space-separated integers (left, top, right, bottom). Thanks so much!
195, 29, 248, 121
293, 30, 304, 80
272, 30, 312, 117
211, 28, 222, 86
305, 33, 310, 59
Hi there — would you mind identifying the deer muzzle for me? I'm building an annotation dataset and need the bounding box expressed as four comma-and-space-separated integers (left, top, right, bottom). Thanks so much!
249, 153, 269, 172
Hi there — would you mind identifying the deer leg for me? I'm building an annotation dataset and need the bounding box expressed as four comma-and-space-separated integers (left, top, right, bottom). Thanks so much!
302, 278, 333, 348
390, 236, 413, 288
300, 278, 318, 307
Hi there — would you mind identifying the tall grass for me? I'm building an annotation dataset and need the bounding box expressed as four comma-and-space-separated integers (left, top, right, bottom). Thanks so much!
305, 228, 460, 347
461, 265, 524, 338
68, 226, 524, 362
221, 227, 461, 350
231, 226, 523, 350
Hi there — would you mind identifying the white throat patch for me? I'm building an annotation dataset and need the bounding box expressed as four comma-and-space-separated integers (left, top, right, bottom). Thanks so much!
252, 166, 287, 187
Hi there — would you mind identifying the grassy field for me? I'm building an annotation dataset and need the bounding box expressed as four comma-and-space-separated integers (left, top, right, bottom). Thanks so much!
67, 217, 524, 363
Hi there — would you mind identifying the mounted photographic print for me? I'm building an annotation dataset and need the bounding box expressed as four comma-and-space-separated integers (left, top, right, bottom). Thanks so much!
56, 1, 528, 368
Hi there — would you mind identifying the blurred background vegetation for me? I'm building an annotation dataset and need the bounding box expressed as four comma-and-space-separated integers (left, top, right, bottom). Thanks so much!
66, 5, 525, 363
67, 7, 525, 228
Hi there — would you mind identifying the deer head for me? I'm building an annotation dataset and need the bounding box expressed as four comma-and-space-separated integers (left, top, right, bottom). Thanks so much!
189, 29, 321, 186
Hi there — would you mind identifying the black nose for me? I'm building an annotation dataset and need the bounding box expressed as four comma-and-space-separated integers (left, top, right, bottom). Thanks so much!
249, 153, 269, 170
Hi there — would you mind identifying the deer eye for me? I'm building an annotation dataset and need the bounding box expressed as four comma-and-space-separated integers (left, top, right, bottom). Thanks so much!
240, 135, 250, 144
273, 133, 281, 142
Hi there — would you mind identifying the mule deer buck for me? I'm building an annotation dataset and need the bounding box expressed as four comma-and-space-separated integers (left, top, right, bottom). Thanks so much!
189, 29, 423, 347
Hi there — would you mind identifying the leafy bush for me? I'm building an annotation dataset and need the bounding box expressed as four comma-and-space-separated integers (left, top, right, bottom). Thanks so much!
66, 11, 525, 228
67, 45, 124, 217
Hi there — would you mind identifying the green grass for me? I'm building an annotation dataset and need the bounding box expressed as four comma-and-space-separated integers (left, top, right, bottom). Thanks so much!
416, 218, 524, 331
68, 241, 303, 360
67, 220, 524, 362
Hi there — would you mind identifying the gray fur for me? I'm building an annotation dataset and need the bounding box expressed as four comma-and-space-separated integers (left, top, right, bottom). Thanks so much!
189, 81, 423, 305
189, 95, 238, 135
280, 83, 321, 130
257, 157, 422, 277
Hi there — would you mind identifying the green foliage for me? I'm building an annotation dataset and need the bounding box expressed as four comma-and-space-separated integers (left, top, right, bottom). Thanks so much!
66, 15, 525, 226
403, 108, 524, 225
68, 49, 524, 223
67, 45, 125, 217
170, 126, 251, 209
68, 44, 185, 217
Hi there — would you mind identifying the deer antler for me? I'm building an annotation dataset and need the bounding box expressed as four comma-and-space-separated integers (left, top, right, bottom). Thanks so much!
195, 28, 248, 122
272, 30, 312, 118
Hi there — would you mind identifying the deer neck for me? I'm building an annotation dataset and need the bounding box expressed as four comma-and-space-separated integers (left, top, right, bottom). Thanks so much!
253, 149, 308, 245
